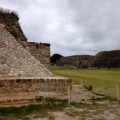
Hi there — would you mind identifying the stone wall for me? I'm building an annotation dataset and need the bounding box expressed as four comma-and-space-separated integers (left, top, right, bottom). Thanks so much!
0, 77, 72, 94
22, 42, 50, 69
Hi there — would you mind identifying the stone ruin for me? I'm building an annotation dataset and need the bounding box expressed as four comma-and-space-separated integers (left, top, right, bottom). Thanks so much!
0, 7, 51, 69
86, 50, 120, 68
56, 51, 120, 68
57, 55, 92, 66
0, 8, 72, 105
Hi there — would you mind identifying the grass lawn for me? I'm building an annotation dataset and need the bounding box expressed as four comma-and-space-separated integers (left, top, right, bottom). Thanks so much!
51, 66, 120, 99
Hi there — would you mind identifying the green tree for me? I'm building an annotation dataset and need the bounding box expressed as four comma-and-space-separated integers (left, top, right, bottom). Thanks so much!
50, 53, 63, 63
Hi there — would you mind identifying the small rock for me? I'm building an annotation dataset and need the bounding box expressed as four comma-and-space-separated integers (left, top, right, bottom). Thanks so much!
8, 73, 13, 77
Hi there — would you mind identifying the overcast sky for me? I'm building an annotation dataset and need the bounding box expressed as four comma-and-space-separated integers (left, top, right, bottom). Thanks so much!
0, 0, 120, 56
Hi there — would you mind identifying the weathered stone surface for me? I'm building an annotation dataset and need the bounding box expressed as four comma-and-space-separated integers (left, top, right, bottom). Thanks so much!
57, 55, 92, 66
0, 9, 50, 69
22, 42, 51, 69
86, 50, 120, 67
0, 77, 72, 94
0, 9, 72, 107
0, 24, 53, 77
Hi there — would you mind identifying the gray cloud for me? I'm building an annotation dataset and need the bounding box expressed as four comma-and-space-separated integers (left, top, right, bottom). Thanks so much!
0, 0, 120, 56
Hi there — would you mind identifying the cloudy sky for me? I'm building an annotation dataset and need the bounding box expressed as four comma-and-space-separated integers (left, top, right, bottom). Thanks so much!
0, 0, 120, 56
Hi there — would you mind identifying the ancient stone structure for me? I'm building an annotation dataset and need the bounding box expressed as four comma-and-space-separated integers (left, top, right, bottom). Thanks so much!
0, 77, 72, 105
0, 8, 50, 69
57, 50, 120, 68
0, 24, 52, 77
22, 42, 50, 69
0, 8, 72, 106
0, 77, 72, 94
57, 55, 92, 66
86, 50, 120, 68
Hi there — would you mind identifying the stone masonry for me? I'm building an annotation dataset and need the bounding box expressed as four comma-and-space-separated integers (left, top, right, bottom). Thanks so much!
0, 8, 72, 105
57, 55, 92, 66
0, 8, 50, 69
86, 50, 120, 67
22, 42, 51, 69
0, 23, 72, 95
0, 24, 53, 77
0, 77, 72, 105
0, 77, 72, 94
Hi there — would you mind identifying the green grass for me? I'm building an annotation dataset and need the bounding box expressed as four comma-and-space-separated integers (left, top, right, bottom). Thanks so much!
66, 101, 109, 119
1, 67, 120, 119
70, 101, 99, 109
51, 66, 120, 99
0, 97, 68, 120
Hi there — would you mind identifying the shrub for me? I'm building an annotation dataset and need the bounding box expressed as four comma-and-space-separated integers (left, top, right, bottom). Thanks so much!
5, 26, 19, 39
84, 85, 93, 91
0, 7, 19, 21
45, 97, 56, 102
36, 96, 43, 102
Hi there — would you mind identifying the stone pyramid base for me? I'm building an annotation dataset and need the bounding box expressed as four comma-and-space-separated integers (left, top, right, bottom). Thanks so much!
0, 77, 72, 106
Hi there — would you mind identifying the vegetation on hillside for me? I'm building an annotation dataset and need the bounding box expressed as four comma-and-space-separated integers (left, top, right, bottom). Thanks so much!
0, 7, 19, 21
5, 26, 19, 39
82, 55, 93, 60
0, 7, 27, 40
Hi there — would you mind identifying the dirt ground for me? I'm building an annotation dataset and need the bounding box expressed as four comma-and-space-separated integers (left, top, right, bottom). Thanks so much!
0, 84, 93, 103
1, 84, 120, 120
30, 84, 120, 120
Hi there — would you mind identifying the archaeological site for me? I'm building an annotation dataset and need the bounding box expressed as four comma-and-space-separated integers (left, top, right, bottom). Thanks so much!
57, 50, 120, 68
0, 8, 72, 106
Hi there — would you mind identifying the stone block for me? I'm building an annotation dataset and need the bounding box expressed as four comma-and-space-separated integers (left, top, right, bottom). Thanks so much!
13, 99, 19, 102
32, 79, 37, 83
0, 78, 72, 94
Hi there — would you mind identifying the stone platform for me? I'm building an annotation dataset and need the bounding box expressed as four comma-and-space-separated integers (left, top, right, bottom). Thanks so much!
0, 77, 72, 94
0, 77, 72, 106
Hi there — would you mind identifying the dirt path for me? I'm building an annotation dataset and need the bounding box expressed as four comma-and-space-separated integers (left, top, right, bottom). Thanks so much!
29, 84, 120, 120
